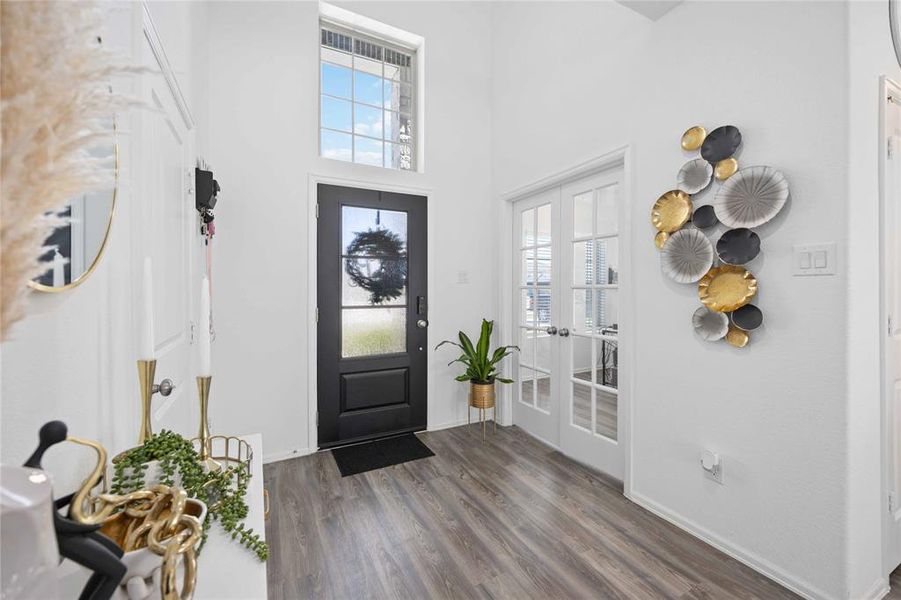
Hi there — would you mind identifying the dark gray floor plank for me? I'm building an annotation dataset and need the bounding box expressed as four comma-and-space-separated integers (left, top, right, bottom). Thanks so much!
265, 424, 799, 600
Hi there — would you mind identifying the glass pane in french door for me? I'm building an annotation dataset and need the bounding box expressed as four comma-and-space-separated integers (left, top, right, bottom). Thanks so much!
568, 181, 620, 440
518, 200, 553, 413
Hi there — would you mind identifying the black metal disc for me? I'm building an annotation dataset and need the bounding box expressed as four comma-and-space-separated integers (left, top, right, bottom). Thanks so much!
700, 125, 742, 163
731, 304, 763, 331
692, 204, 719, 229
716, 227, 760, 265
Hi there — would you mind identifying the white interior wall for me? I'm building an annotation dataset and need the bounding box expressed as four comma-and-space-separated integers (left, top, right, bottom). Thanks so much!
490, 2, 855, 598
203, 1, 495, 461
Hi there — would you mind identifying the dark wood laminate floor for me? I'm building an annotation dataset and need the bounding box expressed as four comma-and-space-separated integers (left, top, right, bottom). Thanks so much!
889, 565, 901, 599
264, 424, 800, 599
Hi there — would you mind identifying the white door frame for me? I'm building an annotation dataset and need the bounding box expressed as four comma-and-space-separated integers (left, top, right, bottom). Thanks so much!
880, 75, 901, 577
305, 173, 434, 457
497, 146, 634, 494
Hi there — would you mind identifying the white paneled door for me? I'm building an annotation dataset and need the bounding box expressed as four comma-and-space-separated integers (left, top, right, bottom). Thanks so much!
512, 167, 625, 479
883, 83, 901, 575
134, 9, 198, 436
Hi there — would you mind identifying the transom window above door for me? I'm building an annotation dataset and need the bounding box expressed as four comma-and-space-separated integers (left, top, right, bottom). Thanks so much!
319, 23, 416, 171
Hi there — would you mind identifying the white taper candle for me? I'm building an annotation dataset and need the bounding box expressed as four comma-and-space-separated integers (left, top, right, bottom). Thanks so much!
139, 257, 155, 360
199, 275, 212, 376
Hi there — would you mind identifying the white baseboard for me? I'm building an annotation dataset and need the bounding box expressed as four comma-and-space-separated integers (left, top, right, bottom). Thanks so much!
426, 418, 470, 432
263, 447, 314, 464
859, 578, 890, 600
514, 425, 561, 451
628, 490, 836, 600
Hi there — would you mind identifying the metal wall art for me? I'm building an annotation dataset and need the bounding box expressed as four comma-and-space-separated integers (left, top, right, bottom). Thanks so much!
651, 124, 790, 348
677, 159, 713, 194
713, 165, 789, 229
661, 228, 713, 284
692, 307, 729, 341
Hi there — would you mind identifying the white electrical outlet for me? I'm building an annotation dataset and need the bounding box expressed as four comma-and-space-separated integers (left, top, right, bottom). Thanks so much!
701, 450, 724, 484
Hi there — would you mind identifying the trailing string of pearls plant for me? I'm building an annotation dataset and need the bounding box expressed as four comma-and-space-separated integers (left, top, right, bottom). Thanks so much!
111, 430, 269, 561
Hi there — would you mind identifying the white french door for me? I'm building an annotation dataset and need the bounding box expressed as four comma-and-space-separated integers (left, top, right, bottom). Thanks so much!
512, 167, 625, 479
512, 188, 560, 445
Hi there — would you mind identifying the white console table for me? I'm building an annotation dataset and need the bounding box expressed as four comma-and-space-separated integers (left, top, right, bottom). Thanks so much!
57, 433, 268, 600
194, 433, 267, 599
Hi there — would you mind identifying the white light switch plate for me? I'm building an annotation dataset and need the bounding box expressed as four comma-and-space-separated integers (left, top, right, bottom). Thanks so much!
793, 243, 836, 276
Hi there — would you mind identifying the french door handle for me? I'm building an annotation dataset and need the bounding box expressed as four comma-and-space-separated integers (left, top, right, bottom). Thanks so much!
417, 319, 429, 329
558, 328, 570, 337
546, 326, 558, 335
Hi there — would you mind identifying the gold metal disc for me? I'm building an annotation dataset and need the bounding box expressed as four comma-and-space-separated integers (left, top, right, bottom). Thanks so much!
714, 158, 738, 181
698, 265, 758, 312
654, 231, 669, 249
651, 190, 692, 233
725, 325, 750, 348
681, 126, 707, 151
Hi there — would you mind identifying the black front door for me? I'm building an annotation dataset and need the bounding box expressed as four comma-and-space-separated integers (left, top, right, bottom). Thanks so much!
317, 184, 427, 448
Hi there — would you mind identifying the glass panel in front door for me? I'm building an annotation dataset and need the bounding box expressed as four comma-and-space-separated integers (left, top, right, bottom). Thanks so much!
340, 205, 408, 357
569, 183, 619, 440
518, 203, 553, 413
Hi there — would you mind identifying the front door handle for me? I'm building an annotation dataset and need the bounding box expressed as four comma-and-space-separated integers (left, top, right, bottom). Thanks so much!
558, 328, 570, 337
417, 319, 429, 329
546, 326, 558, 335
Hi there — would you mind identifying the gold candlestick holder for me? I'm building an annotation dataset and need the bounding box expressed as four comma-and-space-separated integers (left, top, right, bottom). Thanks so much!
135, 359, 175, 446
136, 359, 157, 444
195, 376, 220, 472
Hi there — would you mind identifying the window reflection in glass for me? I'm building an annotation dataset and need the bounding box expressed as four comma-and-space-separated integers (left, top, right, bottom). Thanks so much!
342, 206, 407, 255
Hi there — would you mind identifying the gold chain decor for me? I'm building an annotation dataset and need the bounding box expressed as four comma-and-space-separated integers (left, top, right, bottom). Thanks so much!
65, 436, 203, 600
97, 485, 202, 600
651, 125, 790, 348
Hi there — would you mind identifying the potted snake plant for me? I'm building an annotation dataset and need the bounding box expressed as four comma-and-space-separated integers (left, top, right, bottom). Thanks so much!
436, 319, 518, 415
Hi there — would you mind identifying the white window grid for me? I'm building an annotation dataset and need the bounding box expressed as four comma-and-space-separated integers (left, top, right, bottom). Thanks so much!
570, 183, 619, 439
319, 22, 416, 170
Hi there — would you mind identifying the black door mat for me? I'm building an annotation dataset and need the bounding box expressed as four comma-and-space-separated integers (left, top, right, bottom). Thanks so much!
331, 433, 435, 477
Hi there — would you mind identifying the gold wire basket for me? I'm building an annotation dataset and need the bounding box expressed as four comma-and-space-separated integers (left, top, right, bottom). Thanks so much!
191, 435, 253, 476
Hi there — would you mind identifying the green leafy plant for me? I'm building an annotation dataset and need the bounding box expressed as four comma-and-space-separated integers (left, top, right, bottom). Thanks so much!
110, 430, 268, 561
436, 319, 518, 384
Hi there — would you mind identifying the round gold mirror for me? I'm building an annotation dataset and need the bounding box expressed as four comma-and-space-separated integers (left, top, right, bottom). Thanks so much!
29, 124, 118, 292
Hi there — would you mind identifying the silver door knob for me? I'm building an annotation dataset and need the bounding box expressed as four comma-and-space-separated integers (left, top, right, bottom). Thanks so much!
152, 379, 175, 397
546, 326, 558, 335
558, 328, 570, 337
417, 319, 429, 329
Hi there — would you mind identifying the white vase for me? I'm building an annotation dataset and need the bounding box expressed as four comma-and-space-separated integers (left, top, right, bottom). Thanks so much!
0, 464, 60, 600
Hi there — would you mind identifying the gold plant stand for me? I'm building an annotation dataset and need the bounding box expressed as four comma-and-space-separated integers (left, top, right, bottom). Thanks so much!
468, 381, 496, 440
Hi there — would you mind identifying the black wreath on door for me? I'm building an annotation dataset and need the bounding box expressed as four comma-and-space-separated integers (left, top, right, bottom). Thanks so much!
345, 228, 407, 304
